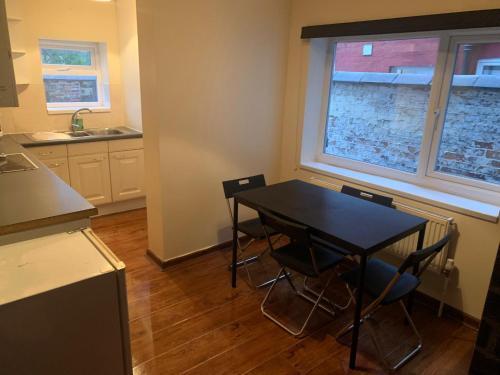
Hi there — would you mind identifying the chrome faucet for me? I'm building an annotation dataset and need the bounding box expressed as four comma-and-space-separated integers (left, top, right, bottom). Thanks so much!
70, 108, 92, 132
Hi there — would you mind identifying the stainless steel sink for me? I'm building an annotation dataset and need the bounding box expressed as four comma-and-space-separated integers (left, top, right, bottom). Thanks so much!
65, 131, 91, 138
26, 127, 133, 143
86, 128, 123, 136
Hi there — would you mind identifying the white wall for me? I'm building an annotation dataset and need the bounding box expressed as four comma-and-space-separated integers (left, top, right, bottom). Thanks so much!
137, 0, 290, 261
0, 0, 127, 133
116, 0, 142, 131
281, 0, 500, 319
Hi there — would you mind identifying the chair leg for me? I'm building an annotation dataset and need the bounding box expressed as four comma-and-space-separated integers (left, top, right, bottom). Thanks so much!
232, 236, 288, 289
261, 267, 335, 337
336, 285, 360, 338
303, 276, 353, 311
389, 300, 422, 370
364, 317, 391, 369
366, 301, 423, 371
339, 299, 423, 371
296, 274, 337, 318
253, 235, 289, 289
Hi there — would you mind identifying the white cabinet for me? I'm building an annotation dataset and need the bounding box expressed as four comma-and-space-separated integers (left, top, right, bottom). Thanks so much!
109, 149, 145, 202
29, 145, 70, 185
27, 138, 143, 206
44, 157, 71, 185
68, 153, 112, 206
0, 0, 18, 107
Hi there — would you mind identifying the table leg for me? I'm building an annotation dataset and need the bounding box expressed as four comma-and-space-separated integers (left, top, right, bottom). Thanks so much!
407, 226, 426, 314
349, 254, 367, 369
231, 199, 239, 288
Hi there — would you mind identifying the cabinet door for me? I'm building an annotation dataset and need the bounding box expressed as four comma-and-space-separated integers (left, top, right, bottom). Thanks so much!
69, 153, 112, 205
44, 157, 70, 185
28, 145, 68, 160
109, 149, 145, 202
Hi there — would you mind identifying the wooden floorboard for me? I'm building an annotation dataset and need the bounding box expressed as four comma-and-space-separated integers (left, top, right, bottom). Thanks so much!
91, 209, 476, 375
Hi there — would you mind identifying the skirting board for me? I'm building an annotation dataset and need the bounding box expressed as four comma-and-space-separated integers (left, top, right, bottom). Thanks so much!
146, 238, 234, 269
94, 197, 146, 217
414, 290, 480, 329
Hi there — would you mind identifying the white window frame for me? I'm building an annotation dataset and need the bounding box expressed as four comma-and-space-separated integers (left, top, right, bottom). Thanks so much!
40, 39, 108, 111
427, 34, 500, 194
476, 57, 500, 74
314, 30, 500, 204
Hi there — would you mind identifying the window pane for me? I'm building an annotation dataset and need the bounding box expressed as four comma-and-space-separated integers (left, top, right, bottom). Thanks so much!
324, 38, 440, 173
43, 75, 98, 103
434, 42, 500, 185
41, 48, 92, 66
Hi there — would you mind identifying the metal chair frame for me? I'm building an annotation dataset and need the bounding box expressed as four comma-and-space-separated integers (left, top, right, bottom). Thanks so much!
223, 175, 283, 288
336, 234, 451, 370
261, 266, 336, 337
225, 198, 282, 288
259, 209, 343, 337
302, 185, 394, 310
302, 274, 352, 311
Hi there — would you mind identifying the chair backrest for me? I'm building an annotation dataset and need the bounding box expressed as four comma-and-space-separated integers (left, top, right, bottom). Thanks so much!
369, 233, 452, 307
258, 209, 310, 248
341, 185, 394, 208
222, 174, 266, 199
398, 233, 451, 276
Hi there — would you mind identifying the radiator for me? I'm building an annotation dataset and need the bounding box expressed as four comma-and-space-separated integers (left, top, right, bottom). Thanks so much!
308, 177, 454, 273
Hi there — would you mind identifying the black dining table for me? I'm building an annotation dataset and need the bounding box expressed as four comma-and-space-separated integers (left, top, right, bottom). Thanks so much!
231, 179, 428, 369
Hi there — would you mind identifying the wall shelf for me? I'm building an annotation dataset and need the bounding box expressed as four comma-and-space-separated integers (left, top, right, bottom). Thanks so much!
11, 50, 26, 58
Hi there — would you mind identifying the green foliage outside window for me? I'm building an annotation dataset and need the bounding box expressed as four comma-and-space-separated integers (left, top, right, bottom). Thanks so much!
41, 48, 92, 66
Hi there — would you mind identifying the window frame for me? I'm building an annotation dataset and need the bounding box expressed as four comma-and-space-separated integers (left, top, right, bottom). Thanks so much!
426, 34, 500, 194
39, 39, 107, 111
476, 57, 500, 74
315, 29, 500, 203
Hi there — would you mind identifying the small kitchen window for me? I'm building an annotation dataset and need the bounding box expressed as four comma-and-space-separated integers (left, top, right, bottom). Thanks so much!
39, 39, 110, 112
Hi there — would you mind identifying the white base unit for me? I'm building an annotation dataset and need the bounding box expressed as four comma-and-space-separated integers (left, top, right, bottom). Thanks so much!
44, 156, 70, 184
27, 138, 145, 206
110, 149, 145, 201
0, 229, 132, 375
69, 153, 112, 205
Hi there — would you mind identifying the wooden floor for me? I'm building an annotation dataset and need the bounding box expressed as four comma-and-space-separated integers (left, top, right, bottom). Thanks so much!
91, 209, 477, 375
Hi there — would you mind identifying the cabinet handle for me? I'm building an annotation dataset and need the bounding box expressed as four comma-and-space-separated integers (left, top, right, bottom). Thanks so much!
39, 152, 53, 156
49, 163, 61, 167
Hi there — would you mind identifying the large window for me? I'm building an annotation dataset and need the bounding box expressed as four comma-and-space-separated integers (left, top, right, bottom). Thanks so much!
320, 33, 500, 198
39, 40, 109, 111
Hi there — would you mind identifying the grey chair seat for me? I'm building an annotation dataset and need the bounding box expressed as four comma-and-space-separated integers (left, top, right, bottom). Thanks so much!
271, 242, 344, 277
341, 258, 421, 305
238, 218, 277, 239
311, 236, 351, 256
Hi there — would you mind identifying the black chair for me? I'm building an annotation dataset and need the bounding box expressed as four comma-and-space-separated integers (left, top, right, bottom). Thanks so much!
341, 185, 394, 207
258, 209, 345, 337
222, 175, 280, 288
304, 185, 395, 305
337, 233, 452, 370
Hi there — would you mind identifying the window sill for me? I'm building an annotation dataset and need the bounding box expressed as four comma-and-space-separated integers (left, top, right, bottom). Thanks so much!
47, 107, 111, 115
301, 161, 500, 223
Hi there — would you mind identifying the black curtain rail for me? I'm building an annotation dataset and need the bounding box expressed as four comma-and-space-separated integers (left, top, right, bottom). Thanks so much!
301, 9, 500, 39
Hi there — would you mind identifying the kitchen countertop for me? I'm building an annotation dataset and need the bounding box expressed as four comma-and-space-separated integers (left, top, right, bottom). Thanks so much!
10, 126, 142, 147
0, 135, 97, 236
